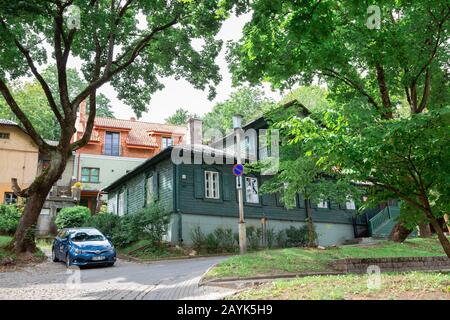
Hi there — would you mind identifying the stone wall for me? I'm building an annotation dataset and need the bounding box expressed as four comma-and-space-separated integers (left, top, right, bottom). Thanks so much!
331, 256, 450, 273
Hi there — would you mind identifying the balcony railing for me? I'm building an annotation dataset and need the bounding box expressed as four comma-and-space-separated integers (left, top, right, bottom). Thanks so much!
47, 186, 80, 201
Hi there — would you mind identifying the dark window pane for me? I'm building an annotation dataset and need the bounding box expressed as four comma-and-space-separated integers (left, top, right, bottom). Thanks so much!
104, 132, 120, 155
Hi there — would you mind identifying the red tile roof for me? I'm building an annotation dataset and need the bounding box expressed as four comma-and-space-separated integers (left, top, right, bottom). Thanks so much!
92, 117, 186, 147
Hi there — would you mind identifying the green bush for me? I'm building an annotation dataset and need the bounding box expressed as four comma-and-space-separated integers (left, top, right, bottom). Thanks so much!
0, 205, 21, 235
190, 226, 237, 253
114, 204, 171, 247
204, 233, 220, 253
190, 225, 205, 251
55, 206, 91, 229
246, 225, 262, 250
285, 225, 317, 247
276, 230, 288, 248
110, 213, 138, 247
213, 227, 235, 252
84, 212, 121, 238
265, 228, 276, 249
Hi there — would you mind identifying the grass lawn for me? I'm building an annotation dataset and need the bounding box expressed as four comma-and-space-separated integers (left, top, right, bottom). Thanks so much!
0, 235, 46, 266
205, 237, 448, 280
0, 235, 15, 261
228, 272, 450, 300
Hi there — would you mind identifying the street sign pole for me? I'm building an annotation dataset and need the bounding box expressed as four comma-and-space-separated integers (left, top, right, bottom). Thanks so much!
234, 119, 246, 255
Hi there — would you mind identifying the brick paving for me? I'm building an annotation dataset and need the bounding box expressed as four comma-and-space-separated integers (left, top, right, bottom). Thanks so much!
0, 255, 235, 300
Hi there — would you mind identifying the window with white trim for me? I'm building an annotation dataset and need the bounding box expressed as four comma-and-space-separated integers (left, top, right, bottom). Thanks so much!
162, 136, 173, 149
245, 177, 259, 203
346, 199, 356, 210
317, 200, 328, 208
118, 191, 125, 216
204, 171, 219, 199
108, 194, 117, 214
146, 175, 154, 205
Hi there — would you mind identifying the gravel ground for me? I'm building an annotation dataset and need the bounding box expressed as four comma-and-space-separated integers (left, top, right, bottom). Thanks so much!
0, 254, 235, 300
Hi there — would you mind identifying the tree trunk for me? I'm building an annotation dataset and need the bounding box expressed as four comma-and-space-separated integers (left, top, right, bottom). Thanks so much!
305, 199, 316, 247
389, 222, 412, 242
425, 211, 450, 258
13, 189, 52, 252
13, 151, 69, 253
418, 223, 432, 238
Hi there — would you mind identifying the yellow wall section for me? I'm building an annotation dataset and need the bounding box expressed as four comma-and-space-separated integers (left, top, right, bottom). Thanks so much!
0, 125, 38, 203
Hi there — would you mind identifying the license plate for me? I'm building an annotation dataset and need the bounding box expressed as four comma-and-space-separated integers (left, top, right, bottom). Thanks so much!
92, 256, 106, 261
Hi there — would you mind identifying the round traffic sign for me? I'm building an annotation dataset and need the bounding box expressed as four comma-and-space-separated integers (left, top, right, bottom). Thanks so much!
232, 164, 244, 176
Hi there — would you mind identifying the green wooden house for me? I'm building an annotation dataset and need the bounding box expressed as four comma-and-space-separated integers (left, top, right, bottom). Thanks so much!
104, 142, 370, 247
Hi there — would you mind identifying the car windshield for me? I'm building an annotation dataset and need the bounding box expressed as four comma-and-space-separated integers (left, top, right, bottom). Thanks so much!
70, 231, 105, 242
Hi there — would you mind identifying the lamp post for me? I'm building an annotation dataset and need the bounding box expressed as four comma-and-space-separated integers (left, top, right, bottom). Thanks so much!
233, 114, 246, 254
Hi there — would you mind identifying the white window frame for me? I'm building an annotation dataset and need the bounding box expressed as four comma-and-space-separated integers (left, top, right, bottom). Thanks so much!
317, 200, 328, 208
108, 194, 117, 214
146, 175, 154, 205
346, 198, 356, 210
245, 176, 259, 204
162, 136, 173, 149
118, 191, 125, 216
204, 171, 220, 199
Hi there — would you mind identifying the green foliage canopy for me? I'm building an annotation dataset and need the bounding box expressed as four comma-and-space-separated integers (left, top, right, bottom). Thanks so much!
165, 107, 199, 125
55, 206, 91, 229
229, 0, 449, 119
203, 86, 275, 134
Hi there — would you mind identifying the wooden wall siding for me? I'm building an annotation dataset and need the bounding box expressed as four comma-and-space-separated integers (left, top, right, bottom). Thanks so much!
107, 158, 360, 226
126, 173, 145, 214
157, 160, 174, 211
107, 159, 173, 214
177, 164, 358, 225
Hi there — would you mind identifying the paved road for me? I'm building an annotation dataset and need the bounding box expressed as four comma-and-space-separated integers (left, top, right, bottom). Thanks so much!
0, 255, 235, 300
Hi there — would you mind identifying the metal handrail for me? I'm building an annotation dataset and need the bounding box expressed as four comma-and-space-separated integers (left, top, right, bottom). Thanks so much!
369, 206, 390, 234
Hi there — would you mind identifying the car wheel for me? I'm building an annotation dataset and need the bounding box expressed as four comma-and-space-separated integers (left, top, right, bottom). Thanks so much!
108, 263, 115, 267
52, 248, 59, 262
66, 254, 71, 268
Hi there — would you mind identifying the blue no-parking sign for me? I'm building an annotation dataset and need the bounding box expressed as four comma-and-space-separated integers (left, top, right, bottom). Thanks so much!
232, 164, 244, 176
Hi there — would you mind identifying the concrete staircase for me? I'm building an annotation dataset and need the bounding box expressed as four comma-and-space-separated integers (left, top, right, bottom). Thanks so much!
369, 206, 403, 238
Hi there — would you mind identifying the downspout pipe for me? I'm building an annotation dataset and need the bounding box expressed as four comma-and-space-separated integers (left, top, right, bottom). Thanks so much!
95, 188, 104, 215
173, 163, 183, 245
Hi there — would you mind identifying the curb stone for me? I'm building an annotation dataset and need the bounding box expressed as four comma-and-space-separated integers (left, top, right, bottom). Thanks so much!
118, 253, 234, 264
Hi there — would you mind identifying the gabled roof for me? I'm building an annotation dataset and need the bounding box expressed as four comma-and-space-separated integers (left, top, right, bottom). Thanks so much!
0, 119, 18, 126
0, 119, 33, 137
103, 144, 242, 192
92, 117, 186, 147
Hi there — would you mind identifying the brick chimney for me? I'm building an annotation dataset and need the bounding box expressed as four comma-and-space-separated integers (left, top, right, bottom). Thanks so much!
186, 118, 203, 145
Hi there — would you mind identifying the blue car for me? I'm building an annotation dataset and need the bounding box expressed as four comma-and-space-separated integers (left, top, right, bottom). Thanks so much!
52, 227, 116, 267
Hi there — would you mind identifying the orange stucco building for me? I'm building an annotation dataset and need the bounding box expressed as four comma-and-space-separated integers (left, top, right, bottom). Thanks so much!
0, 120, 39, 204
72, 101, 186, 212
